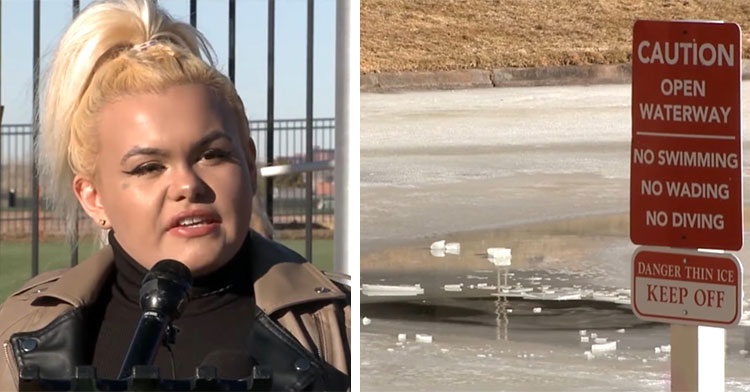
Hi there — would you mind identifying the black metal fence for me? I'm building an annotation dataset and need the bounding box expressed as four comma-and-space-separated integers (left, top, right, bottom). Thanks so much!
1, 0, 333, 268
0, 118, 335, 239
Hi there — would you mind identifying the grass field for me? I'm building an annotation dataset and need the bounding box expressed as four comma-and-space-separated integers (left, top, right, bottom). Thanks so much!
0, 238, 333, 302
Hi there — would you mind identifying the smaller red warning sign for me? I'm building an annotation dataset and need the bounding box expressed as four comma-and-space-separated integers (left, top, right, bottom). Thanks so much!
632, 247, 742, 327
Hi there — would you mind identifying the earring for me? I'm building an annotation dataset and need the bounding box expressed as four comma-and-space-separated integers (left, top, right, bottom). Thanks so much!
99, 219, 107, 227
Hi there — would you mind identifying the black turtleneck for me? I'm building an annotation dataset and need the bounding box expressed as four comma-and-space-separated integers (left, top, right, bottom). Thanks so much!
91, 231, 256, 380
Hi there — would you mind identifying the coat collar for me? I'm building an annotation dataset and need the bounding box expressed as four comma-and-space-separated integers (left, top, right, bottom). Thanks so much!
17, 232, 345, 315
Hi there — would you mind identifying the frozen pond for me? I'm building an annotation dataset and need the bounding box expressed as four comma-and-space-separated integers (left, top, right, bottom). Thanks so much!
361, 223, 750, 390
361, 296, 750, 391
361, 83, 750, 391
361, 83, 750, 253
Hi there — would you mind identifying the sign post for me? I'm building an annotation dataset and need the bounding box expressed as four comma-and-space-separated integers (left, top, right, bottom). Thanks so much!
631, 20, 742, 392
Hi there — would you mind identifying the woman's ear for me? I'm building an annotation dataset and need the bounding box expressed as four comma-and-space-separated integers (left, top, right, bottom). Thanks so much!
73, 175, 110, 228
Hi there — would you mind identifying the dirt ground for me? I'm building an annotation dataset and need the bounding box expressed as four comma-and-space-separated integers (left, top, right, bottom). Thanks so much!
361, 0, 750, 73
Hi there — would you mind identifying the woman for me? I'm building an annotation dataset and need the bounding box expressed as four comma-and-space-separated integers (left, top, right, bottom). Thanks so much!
0, 0, 349, 390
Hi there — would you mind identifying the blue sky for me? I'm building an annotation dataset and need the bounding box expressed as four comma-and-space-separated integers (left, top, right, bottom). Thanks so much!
0, 0, 336, 125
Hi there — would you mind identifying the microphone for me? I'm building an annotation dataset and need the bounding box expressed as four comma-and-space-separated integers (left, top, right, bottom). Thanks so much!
117, 259, 193, 379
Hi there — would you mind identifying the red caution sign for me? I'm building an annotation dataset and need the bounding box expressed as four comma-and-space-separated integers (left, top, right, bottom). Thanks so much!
632, 247, 742, 327
630, 21, 742, 250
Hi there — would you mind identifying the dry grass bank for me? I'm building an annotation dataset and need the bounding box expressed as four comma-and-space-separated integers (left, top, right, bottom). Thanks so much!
361, 0, 750, 73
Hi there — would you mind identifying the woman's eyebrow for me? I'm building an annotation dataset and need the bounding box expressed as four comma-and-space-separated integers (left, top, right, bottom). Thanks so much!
119, 131, 233, 165
120, 146, 168, 165
195, 130, 232, 147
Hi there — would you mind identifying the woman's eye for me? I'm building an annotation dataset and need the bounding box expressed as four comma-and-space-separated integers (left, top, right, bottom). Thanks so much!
201, 149, 232, 161
123, 163, 164, 176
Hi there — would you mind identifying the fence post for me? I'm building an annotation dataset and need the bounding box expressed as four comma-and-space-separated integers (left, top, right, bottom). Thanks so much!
190, 0, 196, 27
305, 0, 314, 263
228, 0, 235, 83
31, 0, 41, 277
69, 0, 81, 267
265, 0, 276, 232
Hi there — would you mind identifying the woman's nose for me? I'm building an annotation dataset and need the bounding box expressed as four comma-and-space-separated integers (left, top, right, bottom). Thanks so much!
167, 165, 214, 203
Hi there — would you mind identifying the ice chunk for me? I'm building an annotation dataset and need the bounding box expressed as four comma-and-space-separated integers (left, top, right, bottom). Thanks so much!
579, 330, 587, 336
584, 351, 595, 360
591, 341, 617, 353
445, 242, 461, 253
506, 286, 533, 296
590, 333, 598, 339
430, 249, 446, 257
362, 317, 371, 326
397, 333, 407, 342
487, 247, 511, 258
443, 284, 463, 292
660, 345, 671, 353
642, 359, 648, 363
430, 240, 445, 250
654, 347, 661, 354
741, 349, 749, 355
387, 348, 395, 352
616, 328, 626, 333
580, 336, 590, 343
487, 247, 512, 266
362, 284, 424, 297
477, 354, 487, 358
533, 307, 542, 313
489, 257, 511, 267
440, 348, 449, 353
594, 338, 608, 344
522, 289, 582, 301
415, 334, 433, 343
617, 356, 627, 361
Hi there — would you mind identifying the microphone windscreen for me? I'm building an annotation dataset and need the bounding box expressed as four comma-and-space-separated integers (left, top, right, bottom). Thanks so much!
139, 259, 193, 318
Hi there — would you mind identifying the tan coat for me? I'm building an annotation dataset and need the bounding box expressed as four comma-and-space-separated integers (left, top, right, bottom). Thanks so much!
0, 235, 350, 390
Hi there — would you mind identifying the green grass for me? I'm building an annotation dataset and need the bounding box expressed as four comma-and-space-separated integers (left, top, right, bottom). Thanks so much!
0, 238, 333, 302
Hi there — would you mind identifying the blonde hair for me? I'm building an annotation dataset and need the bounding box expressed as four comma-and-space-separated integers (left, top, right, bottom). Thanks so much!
38, 0, 252, 238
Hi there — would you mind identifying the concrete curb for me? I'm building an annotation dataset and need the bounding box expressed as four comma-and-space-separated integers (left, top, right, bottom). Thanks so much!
361, 62, 750, 92
492, 64, 631, 87
360, 69, 492, 92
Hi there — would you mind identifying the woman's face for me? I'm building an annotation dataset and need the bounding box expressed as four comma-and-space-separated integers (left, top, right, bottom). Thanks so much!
74, 84, 255, 275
